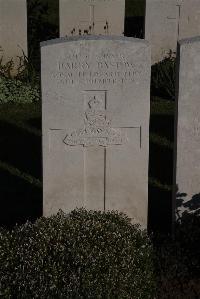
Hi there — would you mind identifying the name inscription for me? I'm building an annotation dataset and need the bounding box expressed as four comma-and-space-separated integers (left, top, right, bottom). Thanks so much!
52, 50, 144, 86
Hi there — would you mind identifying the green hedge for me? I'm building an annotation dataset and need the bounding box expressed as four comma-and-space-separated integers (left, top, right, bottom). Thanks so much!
0, 209, 155, 298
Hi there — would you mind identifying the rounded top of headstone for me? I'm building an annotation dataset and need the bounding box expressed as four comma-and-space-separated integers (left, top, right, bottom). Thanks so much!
40, 35, 149, 48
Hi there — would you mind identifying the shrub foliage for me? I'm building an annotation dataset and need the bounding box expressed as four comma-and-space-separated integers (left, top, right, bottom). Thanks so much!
0, 76, 39, 104
151, 51, 176, 100
0, 209, 155, 299
0, 52, 40, 104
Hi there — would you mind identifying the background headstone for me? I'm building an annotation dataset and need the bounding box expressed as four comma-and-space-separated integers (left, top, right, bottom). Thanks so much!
0, 0, 27, 72
145, 0, 200, 63
173, 37, 200, 217
145, 0, 179, 64
41, 36, 150, 227
178, 0, 200, 40
59, 0, 125, 36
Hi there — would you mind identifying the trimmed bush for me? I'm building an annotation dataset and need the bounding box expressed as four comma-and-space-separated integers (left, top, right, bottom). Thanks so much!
0, 209, 155, 298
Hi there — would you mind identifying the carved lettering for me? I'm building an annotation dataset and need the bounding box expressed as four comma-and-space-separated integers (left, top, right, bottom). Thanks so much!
58, 61, 90, 70
193, 117, 200, 140
53, 51, 143, 86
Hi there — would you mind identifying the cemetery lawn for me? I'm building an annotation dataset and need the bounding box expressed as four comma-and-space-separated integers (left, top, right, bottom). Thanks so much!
0, 102, 42, 227
0, 98, 175, 231
149, 96, 175, 232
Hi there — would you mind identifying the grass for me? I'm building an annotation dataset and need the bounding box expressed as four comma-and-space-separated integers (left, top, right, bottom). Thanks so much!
125, 0, 145, 17
149, 96, 174, 233
0, 102, 42, 228
151, 96, 175, 115
0, 103, 41, 135
0, 160, 42, 188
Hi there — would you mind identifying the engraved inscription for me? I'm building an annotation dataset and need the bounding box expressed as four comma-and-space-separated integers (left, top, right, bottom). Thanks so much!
52, 49, 144, 86
63, 93, 126, 147
193, 116, 200, 140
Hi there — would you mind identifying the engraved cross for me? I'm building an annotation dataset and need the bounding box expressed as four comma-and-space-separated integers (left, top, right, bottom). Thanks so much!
79, 4, 108, 35
50, 90, 141, 211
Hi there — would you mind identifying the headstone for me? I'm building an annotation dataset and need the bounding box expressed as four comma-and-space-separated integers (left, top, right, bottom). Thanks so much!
178, 0, 200, 40
41, 36, 151, 227
0, 0, 27, 72
173, 36, 200, 217
145, 0, 200, 64
59, 0, 125, 37
145, 0, 179, 64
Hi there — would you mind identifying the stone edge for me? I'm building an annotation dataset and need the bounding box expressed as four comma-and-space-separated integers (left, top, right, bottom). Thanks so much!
40, 35, 149, 47
178, 36, 200, 46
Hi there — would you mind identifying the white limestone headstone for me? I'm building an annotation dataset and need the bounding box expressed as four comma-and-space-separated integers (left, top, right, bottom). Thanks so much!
0, 0, 27, 72
59, 0, 125, 37
145, 0, 179, 64
145, 0, 200, 64
178, 0, 200, 40
41, 36, 150, 227
173, 36, 200, 216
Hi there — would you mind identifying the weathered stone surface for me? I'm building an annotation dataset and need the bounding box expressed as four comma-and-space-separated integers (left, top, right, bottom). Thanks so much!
41, 36, 150, 227
0, 0, 27, 72
59, 0, 125, 37
145, 0, 200, 64
178, 0, 200, 40
145, 0, 178, 64
173, 37, 200, 217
